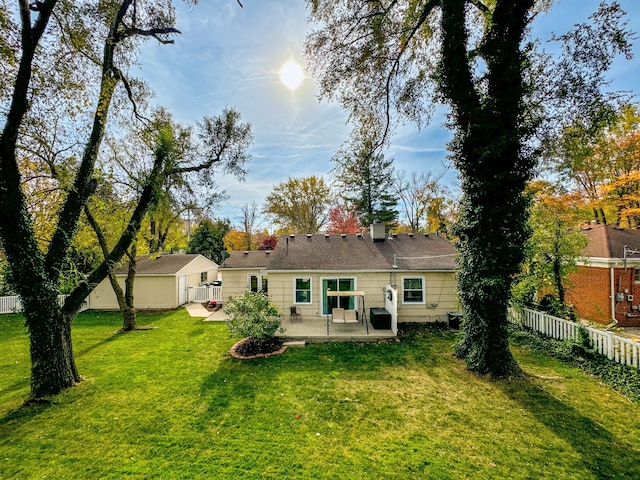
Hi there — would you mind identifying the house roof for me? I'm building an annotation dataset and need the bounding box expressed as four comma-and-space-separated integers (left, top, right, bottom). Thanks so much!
581, 223, 640, 259
249, 233, 457, 272
221, 250, 273, 269
115, 253, 213, 276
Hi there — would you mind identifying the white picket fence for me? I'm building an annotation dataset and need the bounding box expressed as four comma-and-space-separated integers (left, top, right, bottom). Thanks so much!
511, 307, 640, 368
188, 285, 222, 303
0, 295, 90, 314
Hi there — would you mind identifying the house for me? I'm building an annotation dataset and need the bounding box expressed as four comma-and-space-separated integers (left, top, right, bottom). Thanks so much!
220, 223, 458, 333
568, 223, 640, 327
89, 253, 218, 310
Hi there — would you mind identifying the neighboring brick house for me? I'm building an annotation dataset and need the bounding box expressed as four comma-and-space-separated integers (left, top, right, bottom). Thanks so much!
568, 223, 640, 327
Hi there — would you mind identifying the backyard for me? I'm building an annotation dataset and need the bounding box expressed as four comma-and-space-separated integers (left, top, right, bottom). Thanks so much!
1, 309, 639, 479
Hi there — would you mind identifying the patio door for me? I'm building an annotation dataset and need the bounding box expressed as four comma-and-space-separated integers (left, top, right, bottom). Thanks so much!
322, 277, 355, 315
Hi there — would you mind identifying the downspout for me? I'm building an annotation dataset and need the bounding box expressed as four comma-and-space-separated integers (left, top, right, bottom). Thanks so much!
607, 266, 619, 330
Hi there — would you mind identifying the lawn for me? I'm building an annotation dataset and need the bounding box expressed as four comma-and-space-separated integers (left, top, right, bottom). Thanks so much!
1, 310, 639, 479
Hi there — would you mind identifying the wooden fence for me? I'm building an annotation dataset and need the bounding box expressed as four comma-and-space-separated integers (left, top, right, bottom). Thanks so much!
511, 307, 640, 368
0, 295, 89, 314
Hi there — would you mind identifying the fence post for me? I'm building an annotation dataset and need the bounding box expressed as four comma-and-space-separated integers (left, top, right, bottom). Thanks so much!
606, 331, 615, 360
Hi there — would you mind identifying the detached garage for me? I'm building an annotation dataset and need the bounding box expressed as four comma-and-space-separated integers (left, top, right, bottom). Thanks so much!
89, 253, 218, 310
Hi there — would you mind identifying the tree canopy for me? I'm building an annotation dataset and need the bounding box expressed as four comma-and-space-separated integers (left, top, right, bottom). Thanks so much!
263, 175, 333, 234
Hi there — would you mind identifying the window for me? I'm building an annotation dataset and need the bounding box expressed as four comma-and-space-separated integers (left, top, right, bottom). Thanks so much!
200, 272, 208, 284
248, 274, 267, 293
403, 277, 424, 304
294, 278, 312, 304
321, 277, 356, 314
635, 269, 640, 284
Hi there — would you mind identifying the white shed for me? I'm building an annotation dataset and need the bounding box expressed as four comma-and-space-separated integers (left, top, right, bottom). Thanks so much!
89, 253, 218, 310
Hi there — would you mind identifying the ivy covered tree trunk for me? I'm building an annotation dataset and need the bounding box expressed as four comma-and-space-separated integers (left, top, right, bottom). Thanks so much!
439, 0, 535, 377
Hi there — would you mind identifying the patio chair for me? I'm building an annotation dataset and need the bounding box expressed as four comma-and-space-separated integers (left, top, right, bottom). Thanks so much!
331, 307, 345, 324
289, 306, 302, 323
344, 309, 358, 324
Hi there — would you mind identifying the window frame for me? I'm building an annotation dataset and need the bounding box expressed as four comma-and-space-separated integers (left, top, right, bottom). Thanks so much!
402, 276, 425, 304
293, 277, 313, 304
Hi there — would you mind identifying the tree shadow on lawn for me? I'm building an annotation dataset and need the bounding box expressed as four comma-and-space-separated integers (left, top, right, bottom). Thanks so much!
497, 377, 640, 479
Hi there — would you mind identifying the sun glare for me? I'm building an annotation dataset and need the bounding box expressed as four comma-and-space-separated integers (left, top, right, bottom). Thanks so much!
279, 60, 305, 90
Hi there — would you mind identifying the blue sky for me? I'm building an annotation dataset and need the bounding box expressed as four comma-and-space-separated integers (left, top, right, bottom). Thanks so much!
136, 0, 640, 228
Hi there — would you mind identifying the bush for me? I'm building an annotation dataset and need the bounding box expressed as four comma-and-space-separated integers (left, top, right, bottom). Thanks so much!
223, 291, 283, 340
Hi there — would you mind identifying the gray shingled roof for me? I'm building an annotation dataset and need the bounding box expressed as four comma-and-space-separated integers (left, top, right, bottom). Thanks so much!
221, 250, 273, 269
581, 223, 640, 259
114, 253, 206, 275
225, 233, 455, 271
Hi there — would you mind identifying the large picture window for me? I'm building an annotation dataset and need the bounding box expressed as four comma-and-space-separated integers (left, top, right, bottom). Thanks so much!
294, 277, 312, 304
403, 276, 424, 304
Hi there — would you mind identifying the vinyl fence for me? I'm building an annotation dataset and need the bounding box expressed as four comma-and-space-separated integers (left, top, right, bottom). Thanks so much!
188, 285, 223, 303
511, 307, 640, 368
0, 295, 90, 314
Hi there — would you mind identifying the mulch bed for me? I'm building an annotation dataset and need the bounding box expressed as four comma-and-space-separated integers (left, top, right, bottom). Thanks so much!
230, 337, 287, 360
202, 302, 222, 312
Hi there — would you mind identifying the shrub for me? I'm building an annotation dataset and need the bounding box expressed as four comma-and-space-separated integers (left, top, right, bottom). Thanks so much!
223, 291, 283, 340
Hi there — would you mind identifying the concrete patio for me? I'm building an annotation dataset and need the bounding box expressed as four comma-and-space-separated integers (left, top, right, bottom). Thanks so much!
186, 303, 396, 342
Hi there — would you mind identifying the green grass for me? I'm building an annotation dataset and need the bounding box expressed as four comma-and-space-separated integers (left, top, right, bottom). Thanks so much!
1, 311, 639, 479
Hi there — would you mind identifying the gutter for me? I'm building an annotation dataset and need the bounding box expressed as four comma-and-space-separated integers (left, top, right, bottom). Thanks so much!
607, 266, 619, 330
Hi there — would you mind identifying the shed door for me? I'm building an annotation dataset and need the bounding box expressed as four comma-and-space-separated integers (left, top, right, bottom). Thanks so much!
179, 275, 188, 305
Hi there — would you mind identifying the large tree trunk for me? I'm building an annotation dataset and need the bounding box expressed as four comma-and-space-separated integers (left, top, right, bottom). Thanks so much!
440, 0, 534, 377
24, 289, 81, 399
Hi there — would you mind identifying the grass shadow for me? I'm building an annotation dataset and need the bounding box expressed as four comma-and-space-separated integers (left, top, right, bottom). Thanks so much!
497, 375, 640, 479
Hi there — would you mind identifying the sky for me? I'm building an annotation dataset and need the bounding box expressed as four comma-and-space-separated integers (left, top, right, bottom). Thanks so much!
136, 0, 640, 229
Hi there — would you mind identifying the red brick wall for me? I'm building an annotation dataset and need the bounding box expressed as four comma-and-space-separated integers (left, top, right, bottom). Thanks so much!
568, 266, 640, 326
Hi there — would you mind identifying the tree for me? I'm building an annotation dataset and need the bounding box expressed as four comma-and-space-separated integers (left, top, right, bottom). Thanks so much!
0, 1, 251, 399
393, 170, 452, 233
239, 201, 259, 250
223, 229, 249, 251
263, 176, 333, 233
325, 204, 362, 234
332, 135, 397, 227
512, 181, 588, 319
188, 218, 231, 264
306, 0, 632, 377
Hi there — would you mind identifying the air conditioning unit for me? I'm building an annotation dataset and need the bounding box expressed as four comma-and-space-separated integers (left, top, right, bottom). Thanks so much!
616, 292, 625, 302
628, 294, 635, 302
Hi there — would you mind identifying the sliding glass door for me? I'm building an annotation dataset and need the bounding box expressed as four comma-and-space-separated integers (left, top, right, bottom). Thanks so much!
322, 277, 356, 315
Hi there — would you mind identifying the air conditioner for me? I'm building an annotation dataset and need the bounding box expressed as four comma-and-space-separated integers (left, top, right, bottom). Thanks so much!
628, 295, 635, 302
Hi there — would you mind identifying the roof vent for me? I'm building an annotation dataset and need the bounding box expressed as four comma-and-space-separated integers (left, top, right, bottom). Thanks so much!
289, 234, 295, 238
243, 251, 249, 255
356, 233, 362, 239
324, 233, 330, 238
408, 233, 414, 238
265, 250, 271, 254
306, 234, 312, 238
341, 233, 346, 238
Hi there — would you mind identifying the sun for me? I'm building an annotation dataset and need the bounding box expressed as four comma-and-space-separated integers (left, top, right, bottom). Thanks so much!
279, 60, 305, 90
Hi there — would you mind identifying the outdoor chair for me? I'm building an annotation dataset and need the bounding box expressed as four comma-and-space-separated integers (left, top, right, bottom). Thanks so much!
344, 309, 358, 324
289, 306, 302, 323
331, 307, 345, 323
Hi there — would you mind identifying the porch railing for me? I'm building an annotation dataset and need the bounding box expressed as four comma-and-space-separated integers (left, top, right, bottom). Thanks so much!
510, 307, 640, 368
0, 295, 90, 314
188, 285, 222, 303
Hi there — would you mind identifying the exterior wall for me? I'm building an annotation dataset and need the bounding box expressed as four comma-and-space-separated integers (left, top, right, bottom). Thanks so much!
265, 270, 458, 323
568, 265, 640, 327
89, 276, 178, 310
220, 269, 263, 301
178, 256, 218, 286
